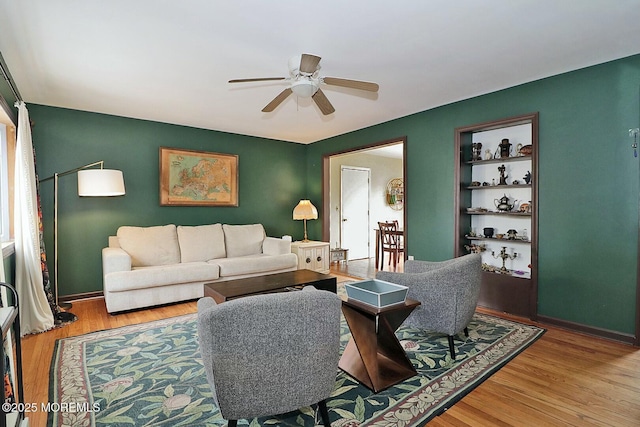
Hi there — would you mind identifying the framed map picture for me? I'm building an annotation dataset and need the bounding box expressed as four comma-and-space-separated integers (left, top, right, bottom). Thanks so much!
159, 147, 239, 206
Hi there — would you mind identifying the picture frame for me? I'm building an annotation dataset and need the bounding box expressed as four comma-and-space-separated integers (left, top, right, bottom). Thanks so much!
159, 147, 238, 206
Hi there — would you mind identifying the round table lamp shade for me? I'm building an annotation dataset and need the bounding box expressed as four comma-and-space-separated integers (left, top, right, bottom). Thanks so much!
77, 169, 126, 196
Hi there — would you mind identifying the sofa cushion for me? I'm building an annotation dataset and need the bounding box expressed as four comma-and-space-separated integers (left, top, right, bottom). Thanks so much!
214, 253, 298, 277
117, 224, 180, 267
107, 262, 220, 292
177, 224, 226, 263
222, 224, 265, 257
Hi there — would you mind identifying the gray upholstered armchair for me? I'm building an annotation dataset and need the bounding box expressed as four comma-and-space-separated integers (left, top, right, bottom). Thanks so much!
197, 287, 342, 427
376, 253, 482, 359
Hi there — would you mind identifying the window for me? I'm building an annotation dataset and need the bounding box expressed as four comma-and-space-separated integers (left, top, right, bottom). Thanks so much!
0, 124, 9, 242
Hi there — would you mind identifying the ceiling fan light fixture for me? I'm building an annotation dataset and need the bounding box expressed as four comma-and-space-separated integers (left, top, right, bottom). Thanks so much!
291, 79, 318, 98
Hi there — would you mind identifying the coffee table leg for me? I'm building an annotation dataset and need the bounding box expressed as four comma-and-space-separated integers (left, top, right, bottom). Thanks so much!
339, 304, 417, 392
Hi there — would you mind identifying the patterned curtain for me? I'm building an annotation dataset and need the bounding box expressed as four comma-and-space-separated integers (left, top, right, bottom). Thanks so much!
33, 150, 60, 319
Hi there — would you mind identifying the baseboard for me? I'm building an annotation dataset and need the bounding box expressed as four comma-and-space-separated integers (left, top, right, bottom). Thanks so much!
536, 314, 636, 345
59, 290, 104, 302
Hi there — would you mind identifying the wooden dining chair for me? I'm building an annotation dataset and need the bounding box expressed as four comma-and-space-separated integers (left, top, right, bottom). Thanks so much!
378, 221, 404, 269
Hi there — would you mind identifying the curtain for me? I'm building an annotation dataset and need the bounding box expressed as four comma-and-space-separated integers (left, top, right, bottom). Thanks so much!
34, 151, 61, 320
13, 101, 54, 335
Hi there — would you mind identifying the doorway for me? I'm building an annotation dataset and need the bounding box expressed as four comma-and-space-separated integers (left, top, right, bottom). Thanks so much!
340, 166, 370, 260
322, 137, 407, 266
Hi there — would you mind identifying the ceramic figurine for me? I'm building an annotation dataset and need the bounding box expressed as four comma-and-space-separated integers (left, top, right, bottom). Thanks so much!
499, 138, 511, 158
472, 142, 483, 161
498, 164, 508, 185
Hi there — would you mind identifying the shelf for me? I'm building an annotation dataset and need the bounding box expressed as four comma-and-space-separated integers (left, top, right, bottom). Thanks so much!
482, 265, 531, 279
466, 155, 531, 165
465, 211, 531, 217
465, 184, 531, 190
465, 236, 531, 244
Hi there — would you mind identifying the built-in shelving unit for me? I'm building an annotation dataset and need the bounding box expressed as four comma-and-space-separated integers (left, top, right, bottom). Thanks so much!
454, 113, 538, 318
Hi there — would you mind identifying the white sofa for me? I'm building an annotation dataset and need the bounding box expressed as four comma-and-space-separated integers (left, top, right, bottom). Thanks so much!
102, 223, 298, 313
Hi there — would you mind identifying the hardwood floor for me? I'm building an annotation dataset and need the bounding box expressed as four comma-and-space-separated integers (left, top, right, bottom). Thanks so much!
20, 267, 640, 426
331, 256, 404, 279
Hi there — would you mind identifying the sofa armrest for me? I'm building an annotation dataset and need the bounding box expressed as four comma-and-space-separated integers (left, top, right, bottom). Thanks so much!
102, 247, 132, 276
262, 236, 291, 255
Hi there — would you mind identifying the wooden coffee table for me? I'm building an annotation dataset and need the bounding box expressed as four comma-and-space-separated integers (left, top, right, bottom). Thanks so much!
203, 269, 337, 303
339, 297, 420, 392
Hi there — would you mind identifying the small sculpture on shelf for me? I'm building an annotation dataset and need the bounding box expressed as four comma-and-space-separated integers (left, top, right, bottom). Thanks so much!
464, 243, 486, 254
498, 164, 508, 185
484, 149, 493, 160
481, 263, 497, 273
472, 142, 483, 161
518, 145, 533, 156
499, 138, 511, 158
518, 201, 531, 214
506, 229, 518, 240
492, 246, 518, 274
523, 171, 532, 184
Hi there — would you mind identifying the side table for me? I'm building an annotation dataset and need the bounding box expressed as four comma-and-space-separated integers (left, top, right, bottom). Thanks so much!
339, 297, 420, 392
330, 248, 348, 264
291, 241, 330, 274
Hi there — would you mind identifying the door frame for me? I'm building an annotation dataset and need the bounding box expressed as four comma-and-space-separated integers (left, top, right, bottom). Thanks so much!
322, 136, 408, 260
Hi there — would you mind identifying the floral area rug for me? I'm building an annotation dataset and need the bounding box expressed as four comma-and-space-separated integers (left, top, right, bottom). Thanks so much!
48, 309, 544, 426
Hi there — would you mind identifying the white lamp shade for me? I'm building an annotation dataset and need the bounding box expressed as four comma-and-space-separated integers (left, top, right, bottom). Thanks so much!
293, 199, 318, 220
77, 169, 126, 196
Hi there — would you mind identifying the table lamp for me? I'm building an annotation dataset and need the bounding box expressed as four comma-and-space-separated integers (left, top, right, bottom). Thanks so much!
293, 200, 318, 242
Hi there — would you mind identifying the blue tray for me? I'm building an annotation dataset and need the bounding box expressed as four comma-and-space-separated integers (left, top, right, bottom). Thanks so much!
345, 279, 408, 307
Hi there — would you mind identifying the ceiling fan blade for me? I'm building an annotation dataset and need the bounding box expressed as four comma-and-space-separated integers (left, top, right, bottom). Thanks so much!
312, 88, 335, 115
262, 88, 293, 112
229, 77, 286, 83
300, 54, 321, 74
323, 77, 379, 92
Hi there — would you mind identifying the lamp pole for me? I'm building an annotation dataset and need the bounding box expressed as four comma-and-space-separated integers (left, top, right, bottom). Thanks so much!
40, 161, 125, 323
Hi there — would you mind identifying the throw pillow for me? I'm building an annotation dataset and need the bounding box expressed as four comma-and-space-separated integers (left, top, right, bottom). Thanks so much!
117, 224, 180, 267
222, 224, 265, 257
177, 224, 226, 262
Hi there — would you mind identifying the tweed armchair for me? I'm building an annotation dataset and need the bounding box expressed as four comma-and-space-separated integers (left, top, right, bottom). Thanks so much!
197, 287, 341, 427
376, 253, 482, 359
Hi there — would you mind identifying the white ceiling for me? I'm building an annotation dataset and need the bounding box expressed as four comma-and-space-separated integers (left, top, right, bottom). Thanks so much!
1, 1, 639, 144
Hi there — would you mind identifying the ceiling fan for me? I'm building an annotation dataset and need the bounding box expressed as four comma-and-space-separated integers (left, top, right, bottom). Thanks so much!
229, 54, 379, 115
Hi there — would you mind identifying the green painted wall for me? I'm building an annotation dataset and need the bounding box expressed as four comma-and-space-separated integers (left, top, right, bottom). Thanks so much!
19, 54, 640, 336
29, 105, 307, 296
307, 54, 640, 335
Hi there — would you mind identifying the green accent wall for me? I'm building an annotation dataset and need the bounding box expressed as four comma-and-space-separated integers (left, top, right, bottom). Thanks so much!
22, 54, 640, 336
307, 54, 640, 335
29, 105, 307, 297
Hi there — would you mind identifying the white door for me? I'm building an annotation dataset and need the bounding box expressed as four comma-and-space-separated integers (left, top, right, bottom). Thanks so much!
341, 166, 370, 260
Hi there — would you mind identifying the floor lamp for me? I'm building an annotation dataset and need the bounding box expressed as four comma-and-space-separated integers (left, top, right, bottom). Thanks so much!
40, 161, 125, 322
